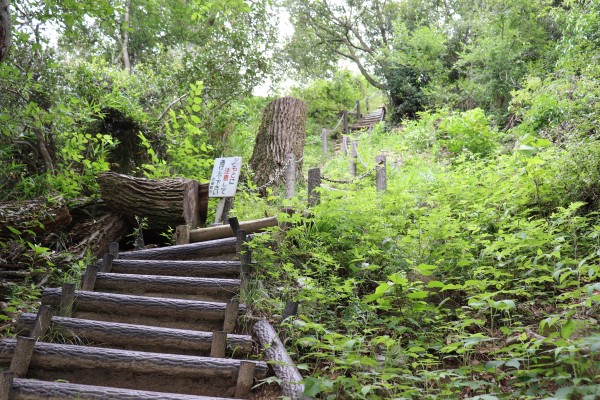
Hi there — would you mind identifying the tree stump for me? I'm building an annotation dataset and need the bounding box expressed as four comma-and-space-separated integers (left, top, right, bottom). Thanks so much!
97, 172, 208, 229
249, 97, 307, 193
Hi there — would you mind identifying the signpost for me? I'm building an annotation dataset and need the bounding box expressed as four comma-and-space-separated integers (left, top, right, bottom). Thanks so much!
209, 157, 242, 224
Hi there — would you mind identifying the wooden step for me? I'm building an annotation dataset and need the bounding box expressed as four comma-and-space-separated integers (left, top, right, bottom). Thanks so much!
109, 259, 241, 278
118, 237, 238, 260
16, 314, 252, 356
0, 339, 267, 397
42, 288, 242, 331
94, 273, 240, 301
9, 378, 237, 400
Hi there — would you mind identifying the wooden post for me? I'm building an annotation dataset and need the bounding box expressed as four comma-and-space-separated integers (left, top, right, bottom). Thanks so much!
108, 242, 119, 258
365, 97, 369, 113
228, 217, 240, 236
213, 198, 227, 225
321, 128, 327, 155
0, 372, 13, 400
59, 283, 75, 317
349, 141, 357, 177
175, 225, 190, 245
342, 110, 349, 134
210, 331, 227, 358
234, 361, 256, 398
342, 136, 348, 155
356, 100, 361, 119
283, 301, 299, 320
237, 229, 251, 287
99, 253, 115, 273
223, 299, 240, 333
376, 153, 387, 192
285, 153, 296, 199
81, 263, 99, 291
307, 168, 321, 207
29, 305, 53, 339
9, 336, 36, 378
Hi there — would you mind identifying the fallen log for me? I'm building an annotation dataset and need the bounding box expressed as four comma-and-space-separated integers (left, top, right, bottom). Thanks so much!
66, 212, 129, 258
253, 319, 307, 399
0, 199, 71, 237
97, 172, 208, 229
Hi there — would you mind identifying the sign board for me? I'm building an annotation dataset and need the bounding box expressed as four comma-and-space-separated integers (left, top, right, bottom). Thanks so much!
209, 157, 242, 198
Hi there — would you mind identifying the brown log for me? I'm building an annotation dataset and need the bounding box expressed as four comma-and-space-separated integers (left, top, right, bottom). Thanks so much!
9, 337, 36, 378
233, 361, 255, 399
0, 0, 10, 64
108, 259, 240, 278
16, 314, 253, 356
93, 273, 240, 301
10, 378, 237, 400
97, 172, 208, 229
41, 288, 242, 331
249, 97, 307, 192
0, 338, 268, 381
253, 319, 307, 399
66, 212, 129, 259
189, 217, 277, 243
117, 237, 238, 260
0, 199, 71, 237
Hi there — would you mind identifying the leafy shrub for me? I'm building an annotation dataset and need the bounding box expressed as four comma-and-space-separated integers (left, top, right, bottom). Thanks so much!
437, 108, 497, 156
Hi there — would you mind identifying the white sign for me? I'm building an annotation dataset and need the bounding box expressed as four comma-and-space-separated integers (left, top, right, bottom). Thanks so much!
209, 157, 242, 198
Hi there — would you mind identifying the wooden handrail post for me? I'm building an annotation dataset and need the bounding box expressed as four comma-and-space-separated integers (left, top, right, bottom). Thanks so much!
308, 168, 321, 207
356, 100, 361, 119
349, 141, 357, 177
285, 153, 296, 199
376, 153, 387, 192
321, 128, 327, 154
342, 136, 348, 155
342, 110, 349, 135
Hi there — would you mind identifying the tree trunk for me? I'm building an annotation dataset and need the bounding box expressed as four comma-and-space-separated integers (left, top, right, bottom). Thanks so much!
97, 172, 208, 229
0, 199, 71, 237
249, 97, 307, 192
122, 0, 132, 73
66, 212, 129, 259
0, 0, 10, 64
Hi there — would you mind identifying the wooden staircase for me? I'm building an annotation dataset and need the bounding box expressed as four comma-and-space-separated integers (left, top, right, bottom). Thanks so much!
349, 106, 385, 131
0, 233, 268, 399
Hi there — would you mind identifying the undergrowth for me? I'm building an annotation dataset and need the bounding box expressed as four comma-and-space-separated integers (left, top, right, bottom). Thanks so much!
241, 115, 600, 399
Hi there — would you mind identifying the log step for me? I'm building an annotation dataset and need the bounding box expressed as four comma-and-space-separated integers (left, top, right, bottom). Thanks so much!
16, 314, 253, 356
118, 237, 238, 260
42, 288, 243, 331
109, 259, 241, 278
94, 273, 240, 301
0, 339, 267, 397
10, 378, 236, 400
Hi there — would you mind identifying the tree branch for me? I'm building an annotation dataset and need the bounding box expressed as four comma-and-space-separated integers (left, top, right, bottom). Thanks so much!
332, 47, 386, 90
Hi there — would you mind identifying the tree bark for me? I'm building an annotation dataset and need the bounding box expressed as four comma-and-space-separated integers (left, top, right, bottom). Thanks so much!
0, 199, 71, 237
0, 0, 10, 64
122, 0, 132, 73
66, 212, 129, 259
249, 97, 307, 192
97, 172, 208, 229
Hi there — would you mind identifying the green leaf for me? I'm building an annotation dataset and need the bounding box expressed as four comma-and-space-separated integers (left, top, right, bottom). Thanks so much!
561, 319, 575, 339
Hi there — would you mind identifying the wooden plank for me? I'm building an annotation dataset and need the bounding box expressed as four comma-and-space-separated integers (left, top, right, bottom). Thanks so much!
175, 225, 190, 245
117, 237, 238, 260
81, 264, 99, 291
233, 361, 255, 399
108, 259, 240, 278
0, 339, 268, 379
222, 300, 239, 333
58, 283, 75, 317
17, 314, 252, 356
28, 305, 52, 339
11, 378, 237, 400
0, 371, 13, 400
9, 337, 36, 378
210, 331, 227, 358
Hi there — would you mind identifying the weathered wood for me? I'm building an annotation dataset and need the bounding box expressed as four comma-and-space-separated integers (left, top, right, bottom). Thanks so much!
9, 337, 36, 378
97, 172, 208, 229
249, 97, 307, 191
94, 273, 240, 301
376, 153, 387, 192
342, 136, 348, 155
285, 153, 297, 199
350, 141, 357, 177
99, 253, 114, 273
321, 128, 328, 154
342, 110, 349, 135
0, 199, 71, 237
28, 305, 52, 339
0, 371, 13, 400
0, 0, 11, 64
10, 378, 237, 400
236, 230, 251, 278
283, 301, 299, 320
308, 168, 321, 207
210, 331, 227, 358
0, 339, 268, 379
66, 213, 129, 259
58, 283, 75, 317
233, 361, 255, 399
223, 300, 239, 333
81, 264, 99, 291
228, 217, 240, 236
117, 237, 238, 260
253, 319, 306, 399
17, 314, 252, 356
108, 242, 119, 258
189, 217, 276, 243
356, 100, 361, 119
175, 225, 190, 245
42, 288, 242, 331
108, 259, 240, 278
